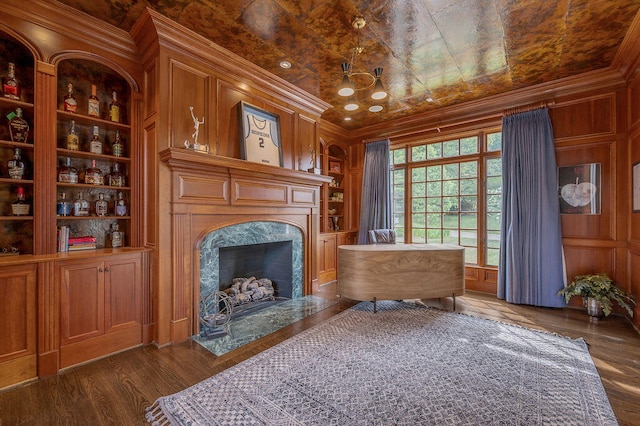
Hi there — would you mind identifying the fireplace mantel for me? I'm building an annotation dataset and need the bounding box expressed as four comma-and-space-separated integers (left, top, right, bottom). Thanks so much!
160, 147, 332, 188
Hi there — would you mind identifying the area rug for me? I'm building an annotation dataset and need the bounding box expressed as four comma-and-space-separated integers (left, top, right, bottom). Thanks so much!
146, 301, 617, 425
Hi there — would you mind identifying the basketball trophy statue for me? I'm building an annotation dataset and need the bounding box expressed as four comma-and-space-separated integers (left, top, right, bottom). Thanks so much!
184, 106, 210, 154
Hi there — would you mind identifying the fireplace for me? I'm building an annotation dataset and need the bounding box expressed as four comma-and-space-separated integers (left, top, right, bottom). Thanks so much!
200, 221, 304, 309
158, 149, 329, 345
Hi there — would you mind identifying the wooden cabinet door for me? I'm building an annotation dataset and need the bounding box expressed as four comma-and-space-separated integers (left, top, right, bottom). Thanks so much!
318, 233, 337, 284
105, 254, 142, 333
59, 260, 105, 345
0, 263, 37, 388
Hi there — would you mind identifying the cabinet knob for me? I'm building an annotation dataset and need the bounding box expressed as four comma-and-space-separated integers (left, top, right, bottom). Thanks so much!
105, 267, 110, 272
99, 267, 104, 272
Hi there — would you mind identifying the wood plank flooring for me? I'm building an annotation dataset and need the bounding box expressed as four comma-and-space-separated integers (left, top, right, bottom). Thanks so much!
1, 287, 639, 425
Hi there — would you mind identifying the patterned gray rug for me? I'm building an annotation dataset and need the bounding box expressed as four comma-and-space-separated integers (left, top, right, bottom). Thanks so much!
146, 301, 617, 425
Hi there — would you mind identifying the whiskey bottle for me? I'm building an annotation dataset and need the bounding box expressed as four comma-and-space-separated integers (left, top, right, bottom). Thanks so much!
84, 159, 104, 185
112, 129, 124, 157
114, 191, 127, 216
11, 187, 30, 216
2, 62, 20, 100
57, 157, 78, 183
8, 107, 29, 143
108, 162, 125, 187
88, 84, 100, 117
109, 91, 120, 123
108, 222, 123, 248
64, 83, 77, 113
66, 120, 80, 151
94, 193, 108, 217
73, 192, 90, 216
56, 192, 72, 216
7, 147, 25, 179
89, 126, 103, 154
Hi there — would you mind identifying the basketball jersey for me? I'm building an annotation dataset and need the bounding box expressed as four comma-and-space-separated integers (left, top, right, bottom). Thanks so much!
244, 113, 280, 165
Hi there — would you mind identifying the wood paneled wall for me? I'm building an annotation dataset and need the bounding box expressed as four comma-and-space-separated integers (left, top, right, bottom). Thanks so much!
550, 88, 633, 320
130, 9, 331, 346
627, 67, 640, 328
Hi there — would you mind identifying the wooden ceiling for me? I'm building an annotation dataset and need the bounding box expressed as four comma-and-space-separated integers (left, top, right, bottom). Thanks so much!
56, 0, 640, 130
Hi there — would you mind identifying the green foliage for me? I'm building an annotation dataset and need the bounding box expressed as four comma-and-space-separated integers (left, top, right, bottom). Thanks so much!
557, 273, 636, 317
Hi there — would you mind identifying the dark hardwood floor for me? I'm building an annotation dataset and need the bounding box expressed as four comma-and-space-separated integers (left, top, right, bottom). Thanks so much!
2, 287, 639, 425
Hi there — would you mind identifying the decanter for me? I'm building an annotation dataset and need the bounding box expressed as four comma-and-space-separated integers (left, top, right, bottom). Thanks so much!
8, 107, 29, 143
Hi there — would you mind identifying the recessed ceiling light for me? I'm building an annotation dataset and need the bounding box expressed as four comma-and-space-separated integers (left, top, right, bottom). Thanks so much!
369, 105, 383, 112
344, 117, 352, 121
280, 61, 292, 69
426, 97, 434, 102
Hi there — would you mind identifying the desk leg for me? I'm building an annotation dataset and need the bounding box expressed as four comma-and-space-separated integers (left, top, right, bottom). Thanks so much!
453, 294, 456, 311
372, 297, 377, 313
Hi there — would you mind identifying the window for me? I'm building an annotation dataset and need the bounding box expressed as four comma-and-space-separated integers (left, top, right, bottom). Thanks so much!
391, 149, 406, 242
390, 131, 501, 266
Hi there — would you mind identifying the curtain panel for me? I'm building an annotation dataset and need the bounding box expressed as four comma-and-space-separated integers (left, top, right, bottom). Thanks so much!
357, 139, 391, 244
498, 109, 565, 307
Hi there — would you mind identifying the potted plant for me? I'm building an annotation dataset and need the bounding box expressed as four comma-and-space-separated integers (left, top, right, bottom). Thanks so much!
558, 273, 636, 318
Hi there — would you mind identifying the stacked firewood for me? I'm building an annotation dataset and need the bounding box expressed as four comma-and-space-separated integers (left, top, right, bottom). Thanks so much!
224, 276, 275, 306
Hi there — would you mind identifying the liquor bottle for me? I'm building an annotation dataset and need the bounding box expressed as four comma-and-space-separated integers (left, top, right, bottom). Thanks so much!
84, 159, 104, 185
2, 62, 20, 100
73, 192, 90, 216
109, 222, 123, 248
64, 83, 77, 113
112, 129, 124, 157
89, 126, 103, 154
8, 107, 29, 143
114, 191, 127, 216
88, 84, 100, 117
11, 187, 30, 216
7, 147, 25, 179
57, 157, 78, 183
95, 193, 108, 216
109, 91, 120, 123
66, 120, 80, 150
108, 162, 125, 187
57, 192, 72, 216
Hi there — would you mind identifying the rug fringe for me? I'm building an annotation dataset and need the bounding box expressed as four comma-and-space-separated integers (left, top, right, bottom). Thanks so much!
145, 400, 170, 426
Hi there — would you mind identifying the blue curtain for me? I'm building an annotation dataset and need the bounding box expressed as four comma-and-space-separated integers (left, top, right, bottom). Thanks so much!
498, 109, 565, 307
357, 139, 391, 244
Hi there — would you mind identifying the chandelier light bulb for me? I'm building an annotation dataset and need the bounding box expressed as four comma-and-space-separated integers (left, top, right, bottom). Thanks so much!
344, 96, 359, 111
338, 63, 355, 97
371, 67, 387, 100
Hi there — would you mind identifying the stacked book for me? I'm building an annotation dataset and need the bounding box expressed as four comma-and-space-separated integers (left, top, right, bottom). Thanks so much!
68, 235, 97, 251
57, 226, 97, 252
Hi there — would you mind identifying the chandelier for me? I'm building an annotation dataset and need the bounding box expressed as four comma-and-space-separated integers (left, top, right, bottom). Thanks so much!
338, 17, 388, 113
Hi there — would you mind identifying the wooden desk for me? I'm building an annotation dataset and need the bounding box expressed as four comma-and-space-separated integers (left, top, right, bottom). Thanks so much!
337, 243, 465, 312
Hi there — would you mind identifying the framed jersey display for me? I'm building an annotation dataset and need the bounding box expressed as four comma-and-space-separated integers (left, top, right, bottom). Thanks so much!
238, 101, 283, 167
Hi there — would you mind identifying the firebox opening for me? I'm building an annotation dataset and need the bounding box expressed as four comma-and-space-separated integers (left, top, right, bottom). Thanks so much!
219, 241, 294, 299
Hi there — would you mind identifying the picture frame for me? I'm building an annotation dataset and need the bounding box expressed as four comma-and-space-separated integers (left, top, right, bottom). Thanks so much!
329, 160, 342, 174
237, 101, 283, 167
633, 161, 640, 212
558, 163, 601, 214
